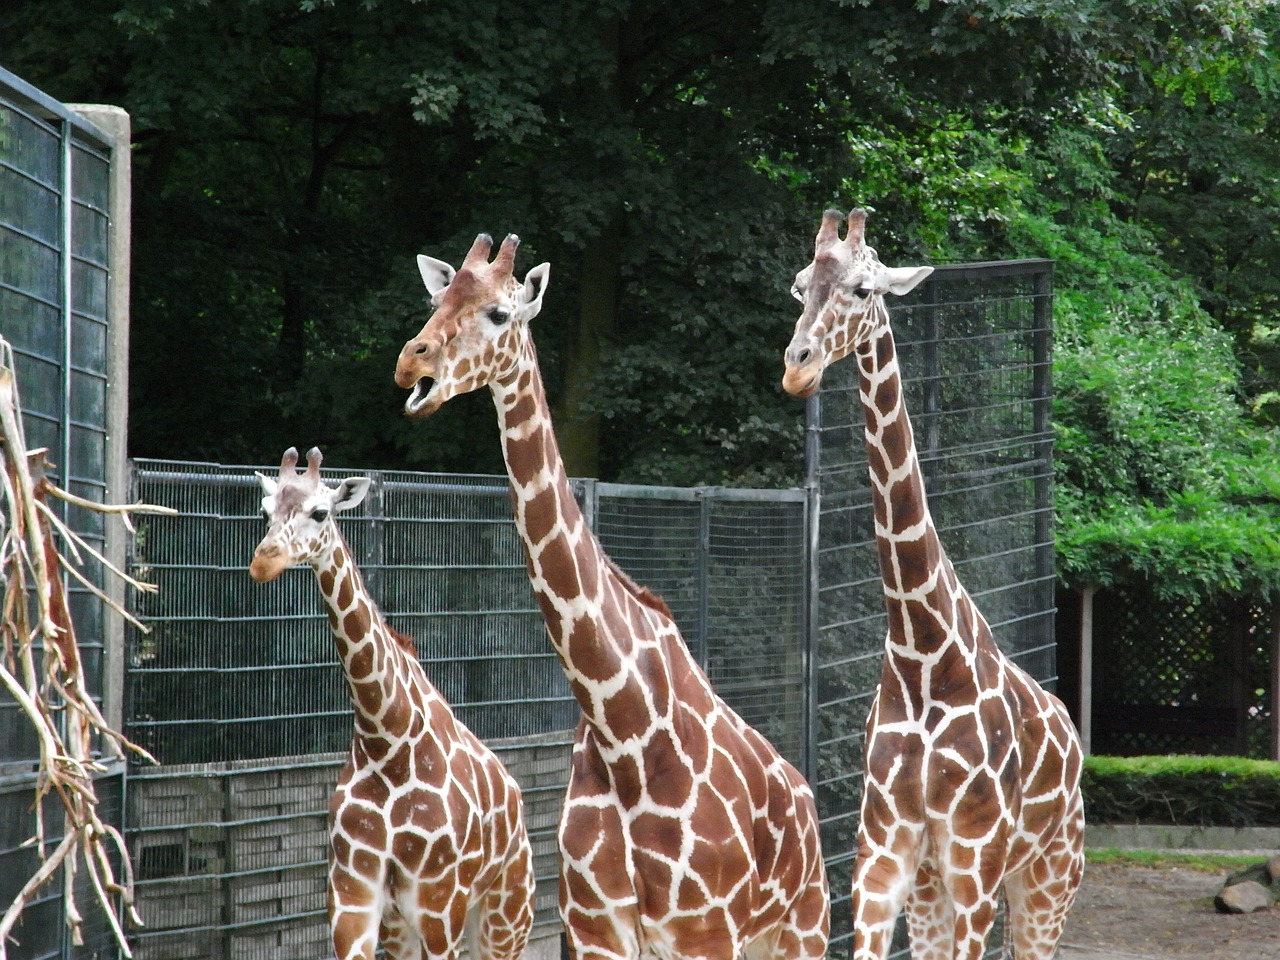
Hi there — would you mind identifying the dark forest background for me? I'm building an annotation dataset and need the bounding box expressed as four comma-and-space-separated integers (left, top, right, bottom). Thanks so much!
3, 0, 1279, 596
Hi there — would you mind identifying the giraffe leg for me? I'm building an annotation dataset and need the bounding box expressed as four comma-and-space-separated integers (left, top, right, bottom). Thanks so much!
903, 860, 952, 960
1003, 834, 1085, 960
768, 877, 830, 960
939, 839, 1007, 960
381, 912, 425, 960
398, 878, 470, 960
470, 844, 536, 960
558, 794, 638, 960
849, 830, 920, 960
329, 861, 383, 960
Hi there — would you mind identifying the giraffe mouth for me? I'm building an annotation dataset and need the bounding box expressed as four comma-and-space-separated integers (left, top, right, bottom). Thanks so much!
782, 365, 822, 398
404, 377, 445, 417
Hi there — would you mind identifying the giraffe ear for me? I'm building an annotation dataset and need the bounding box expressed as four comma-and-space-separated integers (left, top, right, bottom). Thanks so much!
417, 255, 456, 296
332, 477, 371, 513
519, 263, 550, 319
881, 265, 933, 296
255, 471, 278, 496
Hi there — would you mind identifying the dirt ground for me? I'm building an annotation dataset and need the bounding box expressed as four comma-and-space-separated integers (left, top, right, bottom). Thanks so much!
1057, 860, 1280, 960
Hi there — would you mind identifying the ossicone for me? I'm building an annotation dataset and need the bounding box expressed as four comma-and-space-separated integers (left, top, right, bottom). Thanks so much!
278, 447, 300, 479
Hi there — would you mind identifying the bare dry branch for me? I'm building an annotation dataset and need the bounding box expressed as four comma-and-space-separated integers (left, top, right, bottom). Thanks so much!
1, 340, 166, 960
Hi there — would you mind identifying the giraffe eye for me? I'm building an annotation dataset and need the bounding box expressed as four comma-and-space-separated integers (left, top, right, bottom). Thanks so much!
310, 508, 329, 522
855, 286, 873, 298
487, 307, 510, 325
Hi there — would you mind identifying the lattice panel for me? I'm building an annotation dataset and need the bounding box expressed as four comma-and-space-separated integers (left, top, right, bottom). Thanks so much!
1091, 587, 1274, 757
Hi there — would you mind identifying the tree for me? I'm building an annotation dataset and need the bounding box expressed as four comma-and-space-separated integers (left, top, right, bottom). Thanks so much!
3, 0, 1278, 513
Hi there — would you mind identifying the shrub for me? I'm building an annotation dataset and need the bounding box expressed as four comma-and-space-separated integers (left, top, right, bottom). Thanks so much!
1083, 754, 1280, 828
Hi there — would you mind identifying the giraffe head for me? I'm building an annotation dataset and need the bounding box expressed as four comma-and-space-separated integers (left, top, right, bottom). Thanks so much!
782, 208, 933, 398
249, 447, 371, 582
394, 233, 550, 417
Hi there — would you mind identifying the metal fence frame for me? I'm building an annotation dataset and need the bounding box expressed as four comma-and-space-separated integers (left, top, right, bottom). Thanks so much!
0, 71, 1054, 954
807, 259, 1056, 956
0, 66, 130, 960
121, 462, 810, 958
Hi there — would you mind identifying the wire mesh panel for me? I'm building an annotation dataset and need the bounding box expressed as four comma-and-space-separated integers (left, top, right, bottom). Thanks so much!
0, 67, 122, 960
124, 461, 807, 958
126, 463, 575, 766
704, 494, 809, 767
594, 485, 810, 771
0, 68, 115, 770
1090, 588, 1275, 757
809, 260, 1055, 954
125, 460, 577, 955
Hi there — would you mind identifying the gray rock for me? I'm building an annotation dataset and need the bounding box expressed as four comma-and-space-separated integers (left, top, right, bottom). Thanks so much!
1214, 879, 1276, 914
1224, 861, 1273, 889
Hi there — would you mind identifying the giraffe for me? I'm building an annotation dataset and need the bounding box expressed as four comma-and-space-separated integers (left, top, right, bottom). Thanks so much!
780, 209, 1084, 960
248, 446, 535, 960
392, 233, 829, 960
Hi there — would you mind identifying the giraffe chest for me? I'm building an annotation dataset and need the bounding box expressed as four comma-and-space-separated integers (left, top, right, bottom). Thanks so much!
564, 717, 810, 953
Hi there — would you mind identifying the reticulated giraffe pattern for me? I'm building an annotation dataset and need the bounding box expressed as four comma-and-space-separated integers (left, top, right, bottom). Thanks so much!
781, 209, 1084, 960
249, 447, 534, 960
394, 233, 829, 960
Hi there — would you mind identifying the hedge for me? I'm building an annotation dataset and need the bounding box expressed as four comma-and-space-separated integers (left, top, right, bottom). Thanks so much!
1082, 755, 1280, 828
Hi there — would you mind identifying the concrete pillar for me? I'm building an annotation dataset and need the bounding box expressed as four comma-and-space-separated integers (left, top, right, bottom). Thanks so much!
69, 104, 130, 733
1079, 585, 1096, 755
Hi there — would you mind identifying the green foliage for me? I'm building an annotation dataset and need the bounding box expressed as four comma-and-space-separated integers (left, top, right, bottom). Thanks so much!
2, 0, 1279, 584
1083, 754, 1280, 827
1086, 849, 1263, 871
895, 81, 1280, 601
1040, 211, 1280, 598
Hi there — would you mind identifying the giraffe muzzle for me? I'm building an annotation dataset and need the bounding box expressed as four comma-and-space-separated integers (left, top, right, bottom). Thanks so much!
395, 337, 448, 417
249, 546, 287, 583
394, 338, 436, 388
782, 364, 822, 398
782, 340, 824, 398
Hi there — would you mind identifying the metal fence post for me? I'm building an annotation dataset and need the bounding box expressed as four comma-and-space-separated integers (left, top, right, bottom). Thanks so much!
803, 392, 821, 786
1032, 265, 1057, 687
694, 488, 711, 669
920, 272, 941, 468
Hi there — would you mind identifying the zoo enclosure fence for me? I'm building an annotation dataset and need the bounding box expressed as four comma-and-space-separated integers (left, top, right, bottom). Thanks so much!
0, 65, 130, 960
113, 259, 1057, 960
121, 465, 809, 959
0, 71, 1058, 958
0, 256, 1059, 960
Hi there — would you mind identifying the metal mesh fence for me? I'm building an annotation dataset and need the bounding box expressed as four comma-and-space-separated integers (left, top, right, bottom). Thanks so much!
126, 465, 575, 764
123, 462, 808, 957
593, 485, 810, 770
0, 68, 114, 770
1, 67, 123, 960
810, 260, 1055, 954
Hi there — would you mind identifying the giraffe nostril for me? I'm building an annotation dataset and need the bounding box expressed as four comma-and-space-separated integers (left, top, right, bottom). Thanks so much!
414, 342, 428, 356
796, 348, 812, 365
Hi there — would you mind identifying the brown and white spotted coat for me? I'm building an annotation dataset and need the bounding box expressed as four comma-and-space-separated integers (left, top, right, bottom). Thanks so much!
394, 234, 829, 960
782, 210, 1084, 960
250, 447, 535, 960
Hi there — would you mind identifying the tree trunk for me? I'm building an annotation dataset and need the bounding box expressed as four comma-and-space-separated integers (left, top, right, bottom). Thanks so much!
555, 215, 621, 478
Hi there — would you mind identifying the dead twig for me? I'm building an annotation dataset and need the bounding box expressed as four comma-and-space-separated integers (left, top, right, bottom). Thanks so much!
0, 342, 167, 959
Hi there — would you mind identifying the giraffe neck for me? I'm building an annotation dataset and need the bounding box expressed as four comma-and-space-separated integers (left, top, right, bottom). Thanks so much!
314, 533, 428, 743
489, 343, 696, 754
855, 309, 967, 656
